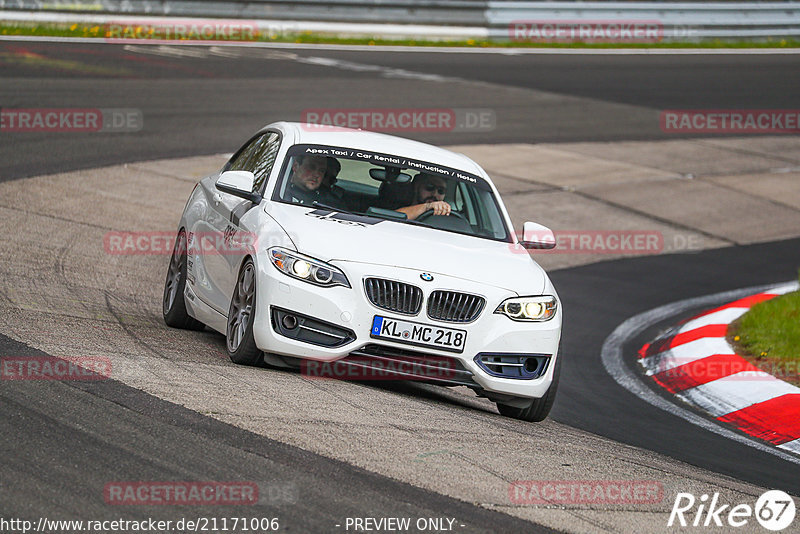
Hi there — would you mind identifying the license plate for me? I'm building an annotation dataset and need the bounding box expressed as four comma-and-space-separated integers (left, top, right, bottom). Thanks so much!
370, 316, 467, 353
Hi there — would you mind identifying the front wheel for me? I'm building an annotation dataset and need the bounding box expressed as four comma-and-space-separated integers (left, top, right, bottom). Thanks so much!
496, 347, 561, 422
163, 229, 205, 331
226, 258, 262, 366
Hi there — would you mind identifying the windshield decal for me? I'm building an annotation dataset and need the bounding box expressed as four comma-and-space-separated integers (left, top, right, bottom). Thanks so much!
291, 144, 490, 190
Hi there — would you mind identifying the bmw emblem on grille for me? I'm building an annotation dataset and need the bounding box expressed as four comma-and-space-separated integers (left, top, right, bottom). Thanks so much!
420, 273, 434, 281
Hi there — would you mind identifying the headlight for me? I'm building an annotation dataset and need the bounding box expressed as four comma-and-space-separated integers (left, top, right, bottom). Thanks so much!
495, 296, 557, 321
269, 248, 350, 288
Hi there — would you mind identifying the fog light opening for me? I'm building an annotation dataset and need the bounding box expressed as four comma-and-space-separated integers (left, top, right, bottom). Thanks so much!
282, 314, 298, 330
523, 358, 538, 373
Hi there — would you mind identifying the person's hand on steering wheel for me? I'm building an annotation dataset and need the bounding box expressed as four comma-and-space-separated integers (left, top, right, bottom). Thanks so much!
424, 200, 451, 216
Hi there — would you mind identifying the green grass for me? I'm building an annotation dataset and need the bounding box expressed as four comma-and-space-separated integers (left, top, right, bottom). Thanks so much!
2, 22, 800, 48
728, 272, 800, 385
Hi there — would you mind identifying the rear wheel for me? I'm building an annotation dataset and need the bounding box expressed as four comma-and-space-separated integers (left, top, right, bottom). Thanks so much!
226, 258, 262, 365
163, 229, 204, 330
496, 347, 561, 422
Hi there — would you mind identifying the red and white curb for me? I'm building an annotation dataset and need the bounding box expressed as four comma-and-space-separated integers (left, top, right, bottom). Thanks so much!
638, 281, 800, 455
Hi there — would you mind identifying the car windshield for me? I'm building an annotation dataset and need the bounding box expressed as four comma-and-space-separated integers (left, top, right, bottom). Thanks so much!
272, 144, 511, 242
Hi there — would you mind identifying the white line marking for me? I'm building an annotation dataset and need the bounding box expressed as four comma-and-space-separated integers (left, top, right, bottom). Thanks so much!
679, 374, 800, 417
779, 438, 800, 454
767, 283, 800, 295
119, 43, 465, 83
679, 307, 747, 332
294, 55, 455, 82
122, 44, 208, 58
640, 337, 735, 375
601, 281, 800, 464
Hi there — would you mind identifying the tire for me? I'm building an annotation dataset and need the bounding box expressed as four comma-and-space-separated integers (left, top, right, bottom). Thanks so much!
226, 258, 263, 366
496, 347, 562, 423
163, 229, 205, 331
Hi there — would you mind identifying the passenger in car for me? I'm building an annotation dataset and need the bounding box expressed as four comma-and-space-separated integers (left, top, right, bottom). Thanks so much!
396, 173, 452, 220
285, 155, 343, 207
320, 157, 344, 201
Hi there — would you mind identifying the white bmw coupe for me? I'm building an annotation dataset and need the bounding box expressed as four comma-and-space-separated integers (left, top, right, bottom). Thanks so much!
163, 122, 562, 422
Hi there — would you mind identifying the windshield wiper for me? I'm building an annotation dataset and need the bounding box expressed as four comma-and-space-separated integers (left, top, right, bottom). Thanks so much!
402, 219, 436, 229
312, 202, 436, 227
312, 202, 358, 216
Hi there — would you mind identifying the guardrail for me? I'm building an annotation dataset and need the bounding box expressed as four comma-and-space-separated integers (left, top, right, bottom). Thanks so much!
488, 2, 800, 40
1, 0, 799, 41
0, 0, 488, 25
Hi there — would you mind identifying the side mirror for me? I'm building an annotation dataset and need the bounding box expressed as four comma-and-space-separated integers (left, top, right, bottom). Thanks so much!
520, 221, 556, 250
215, 171, 262, 204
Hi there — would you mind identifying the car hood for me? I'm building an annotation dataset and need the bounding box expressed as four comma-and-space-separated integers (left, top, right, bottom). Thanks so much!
265, 203, 547, 295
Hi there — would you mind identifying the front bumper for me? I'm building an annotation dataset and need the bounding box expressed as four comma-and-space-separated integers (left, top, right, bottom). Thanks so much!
251, 253, 562, 399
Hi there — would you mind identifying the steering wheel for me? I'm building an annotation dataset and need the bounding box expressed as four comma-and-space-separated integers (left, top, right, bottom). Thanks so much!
416, 208, 467, 222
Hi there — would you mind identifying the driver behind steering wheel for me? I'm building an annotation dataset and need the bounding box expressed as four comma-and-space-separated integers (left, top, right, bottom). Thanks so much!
396, 173, 451, 220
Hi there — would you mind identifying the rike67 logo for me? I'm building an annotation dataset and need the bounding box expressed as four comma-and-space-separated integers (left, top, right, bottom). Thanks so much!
668, 490, 796, 531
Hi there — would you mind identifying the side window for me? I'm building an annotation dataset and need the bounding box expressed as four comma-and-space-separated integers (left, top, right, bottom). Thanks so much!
454, 185, 464, 210
227, 135, 260, 173
456, 182, 477, 225
226, 132, 281, 193
251, 133, 280, 193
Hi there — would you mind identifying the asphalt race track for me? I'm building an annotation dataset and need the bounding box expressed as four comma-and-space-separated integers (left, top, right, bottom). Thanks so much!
2, 42, 800, 533
3, 43, 800, 181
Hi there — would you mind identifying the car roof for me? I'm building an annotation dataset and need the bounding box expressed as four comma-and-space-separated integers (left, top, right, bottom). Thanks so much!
266, 121, 487, 178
